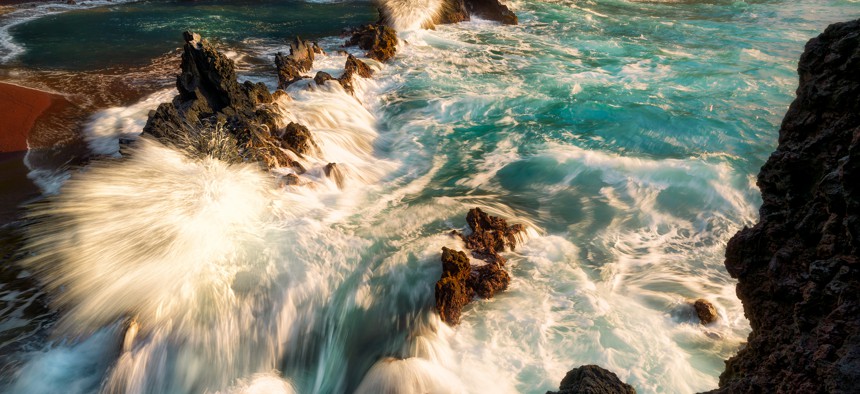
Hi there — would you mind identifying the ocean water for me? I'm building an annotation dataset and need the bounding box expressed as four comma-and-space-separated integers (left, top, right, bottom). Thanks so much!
2, 0, 859, 393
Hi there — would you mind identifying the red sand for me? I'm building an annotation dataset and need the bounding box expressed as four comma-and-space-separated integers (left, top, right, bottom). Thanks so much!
0, 82, 60, 153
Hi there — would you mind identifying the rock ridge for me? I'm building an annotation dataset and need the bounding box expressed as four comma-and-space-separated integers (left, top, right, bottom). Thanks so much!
706, 19, 860, 393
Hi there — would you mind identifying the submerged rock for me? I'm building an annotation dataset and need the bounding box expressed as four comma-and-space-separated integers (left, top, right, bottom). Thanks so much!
345, 24, 398, 62
434, 0, 470, 25
143, 31, 302, 169
693, 299, 718, 325
324, 162, 345, 189
547, 365, 636, 394
435, 247, 473, 325
314, 71, 335, 86
706, 19, 860, 393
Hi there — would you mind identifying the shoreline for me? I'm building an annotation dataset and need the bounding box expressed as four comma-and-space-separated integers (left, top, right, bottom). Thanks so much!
0, 81, 62, 152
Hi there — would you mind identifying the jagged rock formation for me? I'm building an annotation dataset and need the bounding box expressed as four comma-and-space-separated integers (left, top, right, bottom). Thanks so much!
143, 32, 314, 170
460, 207, 524, 264
313, 55, 374, 95
435, 247, 473, 325
435, 208, 523, 325
277, 122, 317, 157
275, 37, 319, 90
432, 0, 518, 25
708, 19, 860, 393
547, 365, 636, 394
345, 24, 398, 62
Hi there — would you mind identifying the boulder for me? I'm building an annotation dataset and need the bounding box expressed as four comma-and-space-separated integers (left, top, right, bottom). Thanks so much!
345, 24, 398, 62
705, 19, 860, 393
468, 262, 510, 299
693, 299, 718, 325
435, 247, 473, 325
314, 71, 336, 86
547, 365, 636, 394
464, 0, 518, 25
277, 122, 317, 157
460, 207, 524, 264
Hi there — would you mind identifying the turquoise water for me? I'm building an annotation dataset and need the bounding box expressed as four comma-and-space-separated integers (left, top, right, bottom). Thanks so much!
2, 0, 860, 393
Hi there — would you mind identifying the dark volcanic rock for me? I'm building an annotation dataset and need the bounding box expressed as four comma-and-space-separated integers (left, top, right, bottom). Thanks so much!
435, 208, 523, 325
693, 299, 718, 325
324, 162, 345, 189
461, 207, 524, 264
465, 0, 518, 25
338, 54, 374, 95
277, 122, 317, 157
468, 262, 510, 299
547, 365, 636, 394
706, 19, 860, 394
432, 0, 517, 25
314, 71, 335, 86
345, 24, 397, 62
275, 37, 317, 90
434, 0, 470, 25
435, 247, 473, 325
143, 31, 298, 169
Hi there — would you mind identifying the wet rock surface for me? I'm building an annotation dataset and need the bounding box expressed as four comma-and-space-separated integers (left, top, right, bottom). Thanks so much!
143, 31, 309, 169
706, 19, 860, 394
277, 122, 317, 157
433, 0, 517, 25
275, 36, 318, 90
338, 54, 374, 95
547, 365, 636, 394
435, 208, 522, 325
461, 207, 524, 264
345, 24, 397, 62
693, 299, 718, 325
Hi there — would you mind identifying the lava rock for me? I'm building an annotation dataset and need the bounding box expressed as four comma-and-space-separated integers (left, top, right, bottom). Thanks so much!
465, 0, 518, 25
435, 247, 473, 325
705, 19, 860, 394
468, 262, 510, 299
338, 54, 374, 95
345, 24, 397, 62
314, 71, 335, 86
143, 31, 297, 169
433, 0, 470, 25
275, 36, 317, 90
461, 207, 524, 264
693, 299, 718, 325
277, 122, 317, 157
324, 162, 345, 189
547, 365, 636, 394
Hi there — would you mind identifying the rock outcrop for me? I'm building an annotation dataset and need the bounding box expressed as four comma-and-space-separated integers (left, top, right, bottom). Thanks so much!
275, 37, 319, 90
432, 0, 518, 25
547, 365, 636, 394
143, 32, 314, 170
460, 207, 524, 264
435, 208, 523, 325
708, 19, 860, 393
345, 24, 398, 63
435, 247, 474, 325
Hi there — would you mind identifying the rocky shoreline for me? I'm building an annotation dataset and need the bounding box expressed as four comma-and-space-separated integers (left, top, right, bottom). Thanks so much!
704, 18, 860, 394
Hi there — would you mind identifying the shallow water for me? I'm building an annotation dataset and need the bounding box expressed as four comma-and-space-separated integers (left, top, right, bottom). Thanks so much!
2, 0, 859, 393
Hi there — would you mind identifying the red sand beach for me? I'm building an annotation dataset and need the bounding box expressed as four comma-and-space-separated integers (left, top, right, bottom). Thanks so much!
0, 82, 61, 153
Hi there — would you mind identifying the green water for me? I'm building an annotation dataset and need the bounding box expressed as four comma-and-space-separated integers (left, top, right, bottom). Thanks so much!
2, 0, 859, 393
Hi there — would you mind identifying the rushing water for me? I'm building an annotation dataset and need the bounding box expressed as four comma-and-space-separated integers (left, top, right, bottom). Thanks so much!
2, 0, 860, 393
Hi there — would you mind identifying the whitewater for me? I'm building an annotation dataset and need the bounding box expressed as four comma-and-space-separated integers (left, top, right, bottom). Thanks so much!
2, 0, 859, 393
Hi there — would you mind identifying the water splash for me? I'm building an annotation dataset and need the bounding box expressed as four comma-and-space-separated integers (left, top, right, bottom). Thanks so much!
376, 0, 444, 31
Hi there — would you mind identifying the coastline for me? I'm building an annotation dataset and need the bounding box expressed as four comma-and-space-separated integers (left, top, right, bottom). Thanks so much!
0, 81, 62, 152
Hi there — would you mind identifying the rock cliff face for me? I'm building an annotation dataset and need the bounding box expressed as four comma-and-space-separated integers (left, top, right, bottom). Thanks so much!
711, 19, 860, 393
